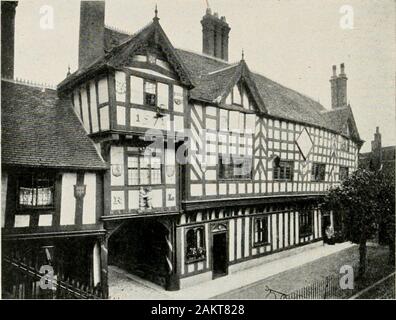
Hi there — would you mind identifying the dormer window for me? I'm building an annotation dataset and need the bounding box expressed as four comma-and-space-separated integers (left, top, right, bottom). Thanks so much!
144, 80, 157, 107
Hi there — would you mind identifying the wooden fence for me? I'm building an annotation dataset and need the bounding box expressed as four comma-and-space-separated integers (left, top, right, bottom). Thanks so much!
2, 257, 105, 299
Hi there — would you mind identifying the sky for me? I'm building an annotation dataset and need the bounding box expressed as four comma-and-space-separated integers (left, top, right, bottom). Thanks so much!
13, 0, 395, 152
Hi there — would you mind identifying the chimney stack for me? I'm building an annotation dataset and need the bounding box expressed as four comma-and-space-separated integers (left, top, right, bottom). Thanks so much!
330, 63, 348, 109
1, 1, 18, 79
201, 9, 230, 61
78, 1, 105, 69
371, 127, 382, 170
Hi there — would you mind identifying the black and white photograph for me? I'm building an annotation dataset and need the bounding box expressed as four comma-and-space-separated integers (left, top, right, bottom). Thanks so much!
0, 0, 395, 307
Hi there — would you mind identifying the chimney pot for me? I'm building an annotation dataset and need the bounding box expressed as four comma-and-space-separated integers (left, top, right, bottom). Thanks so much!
340, 63, 345, 75
201, 10, 230, 61
332, 65, 337, 77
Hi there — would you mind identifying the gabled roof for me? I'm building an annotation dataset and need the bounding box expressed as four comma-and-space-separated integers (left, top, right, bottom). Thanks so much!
189, 60, 267, 113
60, 21, 362, 141
1, 80, 108, 170
321, 105, 362, 143
58, 19, 193, 92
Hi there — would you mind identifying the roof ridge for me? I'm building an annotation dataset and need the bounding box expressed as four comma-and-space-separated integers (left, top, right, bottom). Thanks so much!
175, 47, 235, 65
321, 106, 349, 113
105, 24, 133, 36
2, 77, 56, 91
207, 63, 240, 76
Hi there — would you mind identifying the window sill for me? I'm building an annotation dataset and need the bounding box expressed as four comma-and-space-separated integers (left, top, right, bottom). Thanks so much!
185, 257, 206, 264
273, 179, 293, 182
17, 207, 54, 212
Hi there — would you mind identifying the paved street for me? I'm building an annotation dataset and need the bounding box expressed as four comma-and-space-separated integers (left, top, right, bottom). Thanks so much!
213, 244, 393, 299
108, 242, 357, 299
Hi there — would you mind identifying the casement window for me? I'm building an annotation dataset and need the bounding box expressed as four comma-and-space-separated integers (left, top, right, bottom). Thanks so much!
339, 166, 349, 181
144, 80, 157, 107
311, 163, 326, 182
273, 160, 294, 181
18, 173, 54, 208
254, 216, 269, 245
127, 151, 162, 186
299, 210, 313, 237
186, 227, 206, 263
219, 155, 252, 180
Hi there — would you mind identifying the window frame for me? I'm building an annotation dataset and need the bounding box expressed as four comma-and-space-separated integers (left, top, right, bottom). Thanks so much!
17, 172, 55, 210
273, 160, 294, 181
299, 210, 313, 237
127, 149, 163, 186
218, 155, 253, 181
143, 79, 157, 107
311, 163, 326, 182
185, 226, 206, 264
253, 216, 269, 246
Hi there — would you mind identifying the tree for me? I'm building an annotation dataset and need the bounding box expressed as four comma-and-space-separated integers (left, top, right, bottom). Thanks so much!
321, 168, 394, 278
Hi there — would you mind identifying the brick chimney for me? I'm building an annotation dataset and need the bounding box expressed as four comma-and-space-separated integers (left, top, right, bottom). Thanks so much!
78, 1, 105, 69
330, 63, 348, 109
201, 8, 230, 61
1, 1, 18, 79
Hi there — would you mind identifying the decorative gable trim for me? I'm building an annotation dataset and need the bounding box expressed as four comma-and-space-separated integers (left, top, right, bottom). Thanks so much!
108, 20, 193, 88
218, 61, 267, 114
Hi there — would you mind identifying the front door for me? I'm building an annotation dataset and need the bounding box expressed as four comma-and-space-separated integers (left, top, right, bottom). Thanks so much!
212, 232, 228, 279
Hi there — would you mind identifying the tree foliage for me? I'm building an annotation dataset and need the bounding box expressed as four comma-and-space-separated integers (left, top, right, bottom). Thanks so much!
321, 168, 395, 276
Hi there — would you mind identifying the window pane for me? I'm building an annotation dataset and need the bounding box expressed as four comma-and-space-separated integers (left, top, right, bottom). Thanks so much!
37, 187, 53, 206
151, 169, 161, 184
140, 169, 150, 185
128, 156, 139, 168
144, 81, 156, 94
19, 187, 34, 206
128, 169, 139, 185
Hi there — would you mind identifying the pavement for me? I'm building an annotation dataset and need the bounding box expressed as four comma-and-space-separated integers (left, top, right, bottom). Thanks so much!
108, 241, 356, 300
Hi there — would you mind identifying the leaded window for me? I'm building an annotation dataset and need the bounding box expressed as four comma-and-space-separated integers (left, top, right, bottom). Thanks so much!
18, 172, 54, 208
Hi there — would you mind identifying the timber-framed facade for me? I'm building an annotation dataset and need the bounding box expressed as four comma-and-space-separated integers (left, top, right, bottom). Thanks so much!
1, 1, 363, 297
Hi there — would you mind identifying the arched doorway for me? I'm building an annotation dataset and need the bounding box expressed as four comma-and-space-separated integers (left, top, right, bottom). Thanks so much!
108, 218, 169, 288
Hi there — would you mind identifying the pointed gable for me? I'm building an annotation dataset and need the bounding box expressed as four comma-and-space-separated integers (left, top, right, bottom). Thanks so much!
58, 19, 193, 93
190, 60, 267, 113
322, 105, 362, 144
106, 20, 193, 87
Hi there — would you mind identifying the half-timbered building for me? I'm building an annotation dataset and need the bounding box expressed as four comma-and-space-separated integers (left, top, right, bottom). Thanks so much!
2, 1, 363, 296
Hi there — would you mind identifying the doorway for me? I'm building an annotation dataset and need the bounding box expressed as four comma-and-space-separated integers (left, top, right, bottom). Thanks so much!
212, 232, 228, 279
108, 219, 168, 288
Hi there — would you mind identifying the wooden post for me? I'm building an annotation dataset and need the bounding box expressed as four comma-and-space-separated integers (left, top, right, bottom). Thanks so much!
99, 235, 109, 299
165, 217, 180, 291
